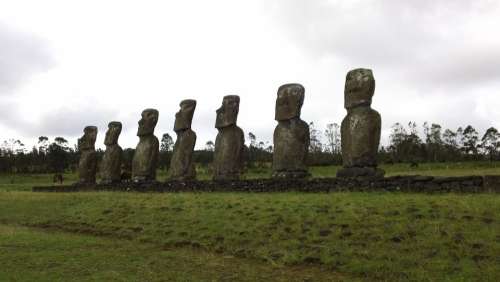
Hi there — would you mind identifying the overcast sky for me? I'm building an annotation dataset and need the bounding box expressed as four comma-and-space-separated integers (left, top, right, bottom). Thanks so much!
1, 0, 500, 150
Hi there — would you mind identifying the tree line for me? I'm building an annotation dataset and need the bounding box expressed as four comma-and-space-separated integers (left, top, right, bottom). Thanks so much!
380, 122, 500, 163
1, 122, 499, 174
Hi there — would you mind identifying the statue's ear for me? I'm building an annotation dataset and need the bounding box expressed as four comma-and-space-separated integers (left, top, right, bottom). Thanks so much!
370, 80, 376, 96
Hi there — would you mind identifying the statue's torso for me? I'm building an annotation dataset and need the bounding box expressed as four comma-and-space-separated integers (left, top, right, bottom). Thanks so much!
78, 149, 97, 183
170, 129, 197, 180
132, 135, 159, 179
213, 125, 244, 180
341, 107, 381, 167
273, 118, 309, 172
101, 145, 122, 182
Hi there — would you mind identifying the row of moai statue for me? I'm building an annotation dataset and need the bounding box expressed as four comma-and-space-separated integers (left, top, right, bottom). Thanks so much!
76, 68, 383, 185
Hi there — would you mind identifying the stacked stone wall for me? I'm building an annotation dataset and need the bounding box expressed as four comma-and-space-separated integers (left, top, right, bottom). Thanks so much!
33, 175, 500, 193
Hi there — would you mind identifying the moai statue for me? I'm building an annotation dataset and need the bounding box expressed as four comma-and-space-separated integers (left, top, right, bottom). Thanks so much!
337, 68, 384, 178
132, 109, 159, 182
272, 83, 310, 178
213, 95, 245, 181
169, 99, 197, 181
77, 126, 98, 184
100, 121, 123, 184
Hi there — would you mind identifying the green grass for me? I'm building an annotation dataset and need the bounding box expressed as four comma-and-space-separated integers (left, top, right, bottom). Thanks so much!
0, 224, 337, 281
1, 162, 499, 280
0, 191, 498, 281
381, 161, 500, 177
0, 172, 79, 192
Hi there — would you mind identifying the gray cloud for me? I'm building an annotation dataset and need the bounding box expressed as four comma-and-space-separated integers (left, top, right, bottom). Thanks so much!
257, 0, 500, 144
2, 1, 499, 150
0, 22, 54, 93
0, 102, 119, 140
267, 0, 500, 90
412, 48, 500, 89
33, 106, 120, 137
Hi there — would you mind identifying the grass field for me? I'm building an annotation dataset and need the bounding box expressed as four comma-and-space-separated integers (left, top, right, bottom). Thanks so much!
0, 224, 336, 281
0, 162, 499, 281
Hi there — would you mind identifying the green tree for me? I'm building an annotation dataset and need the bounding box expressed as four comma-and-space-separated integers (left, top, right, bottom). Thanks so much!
159, 133, 174, 170
324, 123, 340, 154
248, 132, 257, 148
308, 122, 323, 153
424, 122, 443, 162
47, 137, 71, 173
481, 127, 500, 161
160, 133, 174, 152
442, 129, 460, 161
462, 125, 479, 158
205, 140, 214, 152
38, 136, 49, 154
247, 132, 257, 167
388, 122, 423, 163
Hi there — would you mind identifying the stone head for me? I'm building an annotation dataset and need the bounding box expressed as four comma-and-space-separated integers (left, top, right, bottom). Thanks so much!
215, 95, 240, 129
137, 108, 159, 136
174, 99, 196, 132
78, 126, 97, 150
344, 68, 375, 110
275, 83, 305, 121
104, 121, 122, 146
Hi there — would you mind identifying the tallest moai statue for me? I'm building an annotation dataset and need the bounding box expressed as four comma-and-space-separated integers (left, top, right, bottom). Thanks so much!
337, 68, 384, 178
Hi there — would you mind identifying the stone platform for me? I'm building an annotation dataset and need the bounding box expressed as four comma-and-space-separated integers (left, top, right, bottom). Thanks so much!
32, 175, 500, 193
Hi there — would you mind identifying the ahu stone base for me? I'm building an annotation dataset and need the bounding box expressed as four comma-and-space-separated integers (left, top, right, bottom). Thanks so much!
32, 175, 500, 193
336, 167, 385, 178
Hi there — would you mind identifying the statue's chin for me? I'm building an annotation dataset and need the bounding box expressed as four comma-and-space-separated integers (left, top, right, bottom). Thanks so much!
216, 121, 235, 129
276, 113, 298, 121
137, 130, 151, 137
174, 126, 189, 132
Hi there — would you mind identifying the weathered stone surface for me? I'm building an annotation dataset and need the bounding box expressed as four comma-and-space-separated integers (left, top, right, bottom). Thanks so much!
170, 100, 197, 181
100, 121, 123, 184
77, 126, 97, 184
213, 95, 245, 180
272, 83, 310, 179
132, 109, 159, 182
338, 68, 384, 178
339, 107, 381, 167
336, 167, 384, 178
35, 175, 494, 193
483, 175, 500, 192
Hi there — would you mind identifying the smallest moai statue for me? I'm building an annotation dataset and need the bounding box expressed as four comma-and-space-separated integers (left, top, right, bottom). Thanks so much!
337, 68, 384, 178
77, 126, 98, 185
100, 121, 123, 184
272, 83, 310, 179
169, 99, 197, 181
132, 109, 160, 183
213, 95, 245, 181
